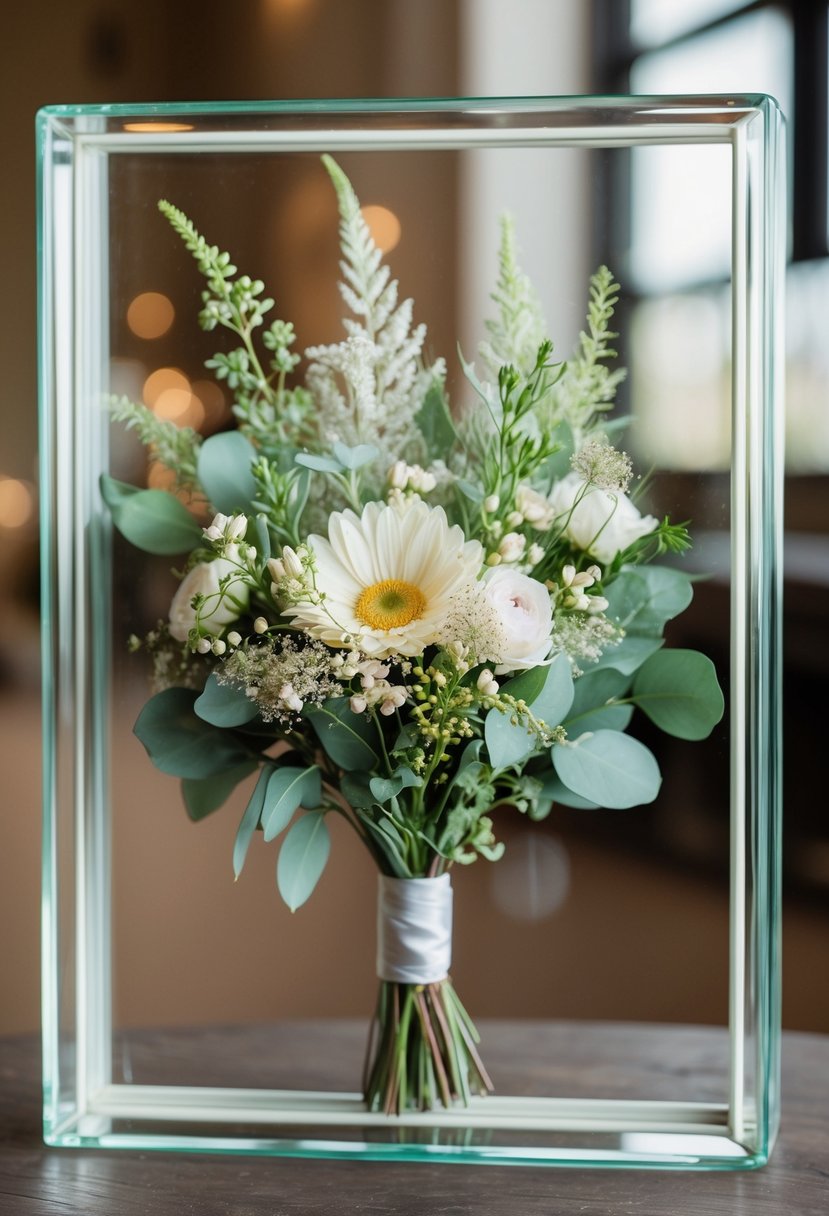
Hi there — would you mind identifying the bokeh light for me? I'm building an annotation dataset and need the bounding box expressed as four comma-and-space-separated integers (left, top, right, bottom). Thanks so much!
0, 478, 34, 529
360, 205, 402, 254
127, 292, 175, 340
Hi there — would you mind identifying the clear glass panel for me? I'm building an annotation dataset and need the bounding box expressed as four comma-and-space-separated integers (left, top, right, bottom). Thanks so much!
39, 97, 783, 1167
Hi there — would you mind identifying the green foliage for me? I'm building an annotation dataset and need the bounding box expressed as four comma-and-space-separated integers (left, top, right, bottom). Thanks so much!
233, 765, 271, 878
631, 649, 724, 740
197, 431, 258, 515
194, 673, 259, 728
369, 767, 421, 805
479, 214, 547, 379
277, 811, 331, 911
182, 761, 258, 821
414, 381, 458, 460
544, 265, 626, 438
307, 698, 379, 771
134, 688, 253, 779
485, 657, 574, 770
108, 396, 203, 494
563, 667, 633, 734
100, 475, 204, 555
262, 766, 322, 841
553, 730, 661, 809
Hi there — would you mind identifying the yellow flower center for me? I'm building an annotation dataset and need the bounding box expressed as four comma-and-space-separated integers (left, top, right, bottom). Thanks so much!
355, 579, 427, 631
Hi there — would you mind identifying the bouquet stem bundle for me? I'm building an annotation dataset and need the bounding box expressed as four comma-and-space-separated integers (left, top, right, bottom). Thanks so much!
364, 979, 493, 1114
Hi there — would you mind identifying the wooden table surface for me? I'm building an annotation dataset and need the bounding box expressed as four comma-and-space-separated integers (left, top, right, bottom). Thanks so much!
2, 1024, 827, 1215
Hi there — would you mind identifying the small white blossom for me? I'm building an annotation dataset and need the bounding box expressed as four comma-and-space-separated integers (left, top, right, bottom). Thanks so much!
528, 543, 544, 566
498, 532, 526, 563
477, 668, 500, 696
483, 494, 500, 513
516, 484, 555, 531
196, 638, 212, 655
212, 638, 226, 656
350, 694, 368, 714
279, 684, 303, 713
227, 631, 242, 648
253, 617, 269, 635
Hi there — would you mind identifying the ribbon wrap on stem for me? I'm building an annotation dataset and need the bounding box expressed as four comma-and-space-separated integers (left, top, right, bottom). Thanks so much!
376, 874, 453, 984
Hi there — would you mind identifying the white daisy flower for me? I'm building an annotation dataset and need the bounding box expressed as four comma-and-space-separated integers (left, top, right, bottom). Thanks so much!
284, 500, 483, 659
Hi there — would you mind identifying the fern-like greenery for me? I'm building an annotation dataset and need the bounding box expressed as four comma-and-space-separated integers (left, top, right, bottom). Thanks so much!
543, 265, 626, 440
478, 214, 547, 379
157, 201, 311, 456
109, 395, 203, 494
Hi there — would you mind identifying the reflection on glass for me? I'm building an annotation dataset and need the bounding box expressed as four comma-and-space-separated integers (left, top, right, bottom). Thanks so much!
630, 9, 793, 293
630, 290, 731, 471
630, 0, 751, 47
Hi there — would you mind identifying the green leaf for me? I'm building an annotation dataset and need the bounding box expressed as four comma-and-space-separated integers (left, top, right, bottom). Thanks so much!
590, 634, 664, 676
277, 811, 331, 911
194, 673, 259, 728
134, 688, 252, 778
564, 668, 633, 733
631, 649, 724, 740
331, 441, 379, 470
307, 698, 379, 771
414, 382, 457, 457
295, 452, 344, 473
181, 760, 258, 821
501, 664, 548, 707
485, 656, 573, 770
233, 765, 270, 878
552, 730, 661, 809
632, 566, 694, 632
529, 654, 575, 725
369, 767, 420, 804
538, 770, 599, 810
197, 431, 258, 514
340, 772, 374, 810
101, 475, 203, 555
262, 766, 322, 841
485, 709, 536, 769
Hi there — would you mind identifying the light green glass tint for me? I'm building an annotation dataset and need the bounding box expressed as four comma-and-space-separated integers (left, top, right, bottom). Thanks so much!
38, 96, 784, 1168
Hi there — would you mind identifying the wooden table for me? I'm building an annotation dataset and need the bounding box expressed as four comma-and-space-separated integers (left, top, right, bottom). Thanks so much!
2, 1025, 827, 1215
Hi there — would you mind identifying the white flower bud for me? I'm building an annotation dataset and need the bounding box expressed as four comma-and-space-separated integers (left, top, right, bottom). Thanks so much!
528, 543, 544, 566
388, 460, 408, 489
587, 564, 603, 582
279, 684, 303, 713
203, 512, 229, 541
349, 694, 368, 714
379, 698, 398, 716
227, 631, 242, 648
416, 470, 437, 493
483, 494, 500, 513
227, 514, 248, 541
587, 595, 609, 614
267, 557, 287, 582
196, 638, 212, 654
253, 616, 269, 635
477, 668, 500, 696
281, 546, 304, 578
562, 564, 577, 587
506, 511, 524, 528
212, 638, 226, 656
498, 532, 526, 563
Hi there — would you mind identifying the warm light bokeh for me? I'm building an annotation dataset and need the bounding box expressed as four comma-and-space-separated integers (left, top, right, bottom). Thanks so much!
360, 204, 402, 254
0, 478, 34, 529
127, 292, 175, 340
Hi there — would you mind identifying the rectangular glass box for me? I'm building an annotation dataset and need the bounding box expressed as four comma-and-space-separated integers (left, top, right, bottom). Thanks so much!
38, 96, 784, 1169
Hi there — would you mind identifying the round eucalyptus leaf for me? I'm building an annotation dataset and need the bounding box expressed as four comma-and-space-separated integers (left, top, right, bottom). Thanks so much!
552, 730, 662, 809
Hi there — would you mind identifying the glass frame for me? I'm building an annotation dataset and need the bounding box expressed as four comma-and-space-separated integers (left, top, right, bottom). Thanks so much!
38, 95, 784, 1169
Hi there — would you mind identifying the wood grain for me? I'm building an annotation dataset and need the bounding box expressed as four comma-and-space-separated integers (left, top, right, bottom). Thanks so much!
1, 1024, 827, 1215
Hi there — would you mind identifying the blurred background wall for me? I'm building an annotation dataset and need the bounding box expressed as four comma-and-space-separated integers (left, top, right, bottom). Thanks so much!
2, 0, 827, 1046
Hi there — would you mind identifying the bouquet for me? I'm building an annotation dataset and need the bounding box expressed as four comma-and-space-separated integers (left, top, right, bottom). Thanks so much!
103, 155, 724, 1115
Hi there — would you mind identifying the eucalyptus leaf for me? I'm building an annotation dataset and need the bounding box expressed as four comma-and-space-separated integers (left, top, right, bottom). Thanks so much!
134, 688, 252, 778
194, 673, 260, 728
633, 566, 694, 632
276, 811, 331, 911
632, 649, 724, 740
369, 767, 420, 804
485, 708, 536, 770
233, 765, 271, 878
590, 634, 664, 676
552, 730, 661, 809
101, 475, 203, 555
340, 772, 374, 810
182, 760, 258, 822
564, 668, 633, 734
262, 766, 322, 841
538, 770, 600, 810
332, 441, 379, 470
530, 654, 575, 726
197, 431, 258, 514
414, 382, 457, 457
501, 664, 548, 707
294, 452, 343, 473
307, 698, 379, 771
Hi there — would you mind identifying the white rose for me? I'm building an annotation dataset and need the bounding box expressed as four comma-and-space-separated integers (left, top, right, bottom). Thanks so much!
483, 567, 553, 674
548, 472, 658, 563
168, 558, 250, 643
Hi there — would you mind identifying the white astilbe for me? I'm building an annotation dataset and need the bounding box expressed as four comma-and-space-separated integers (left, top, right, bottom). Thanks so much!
478, 214, 547, 380
305, 156, 444, 462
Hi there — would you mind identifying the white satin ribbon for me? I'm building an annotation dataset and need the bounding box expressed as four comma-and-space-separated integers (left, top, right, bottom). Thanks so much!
376, 874, 453, 984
